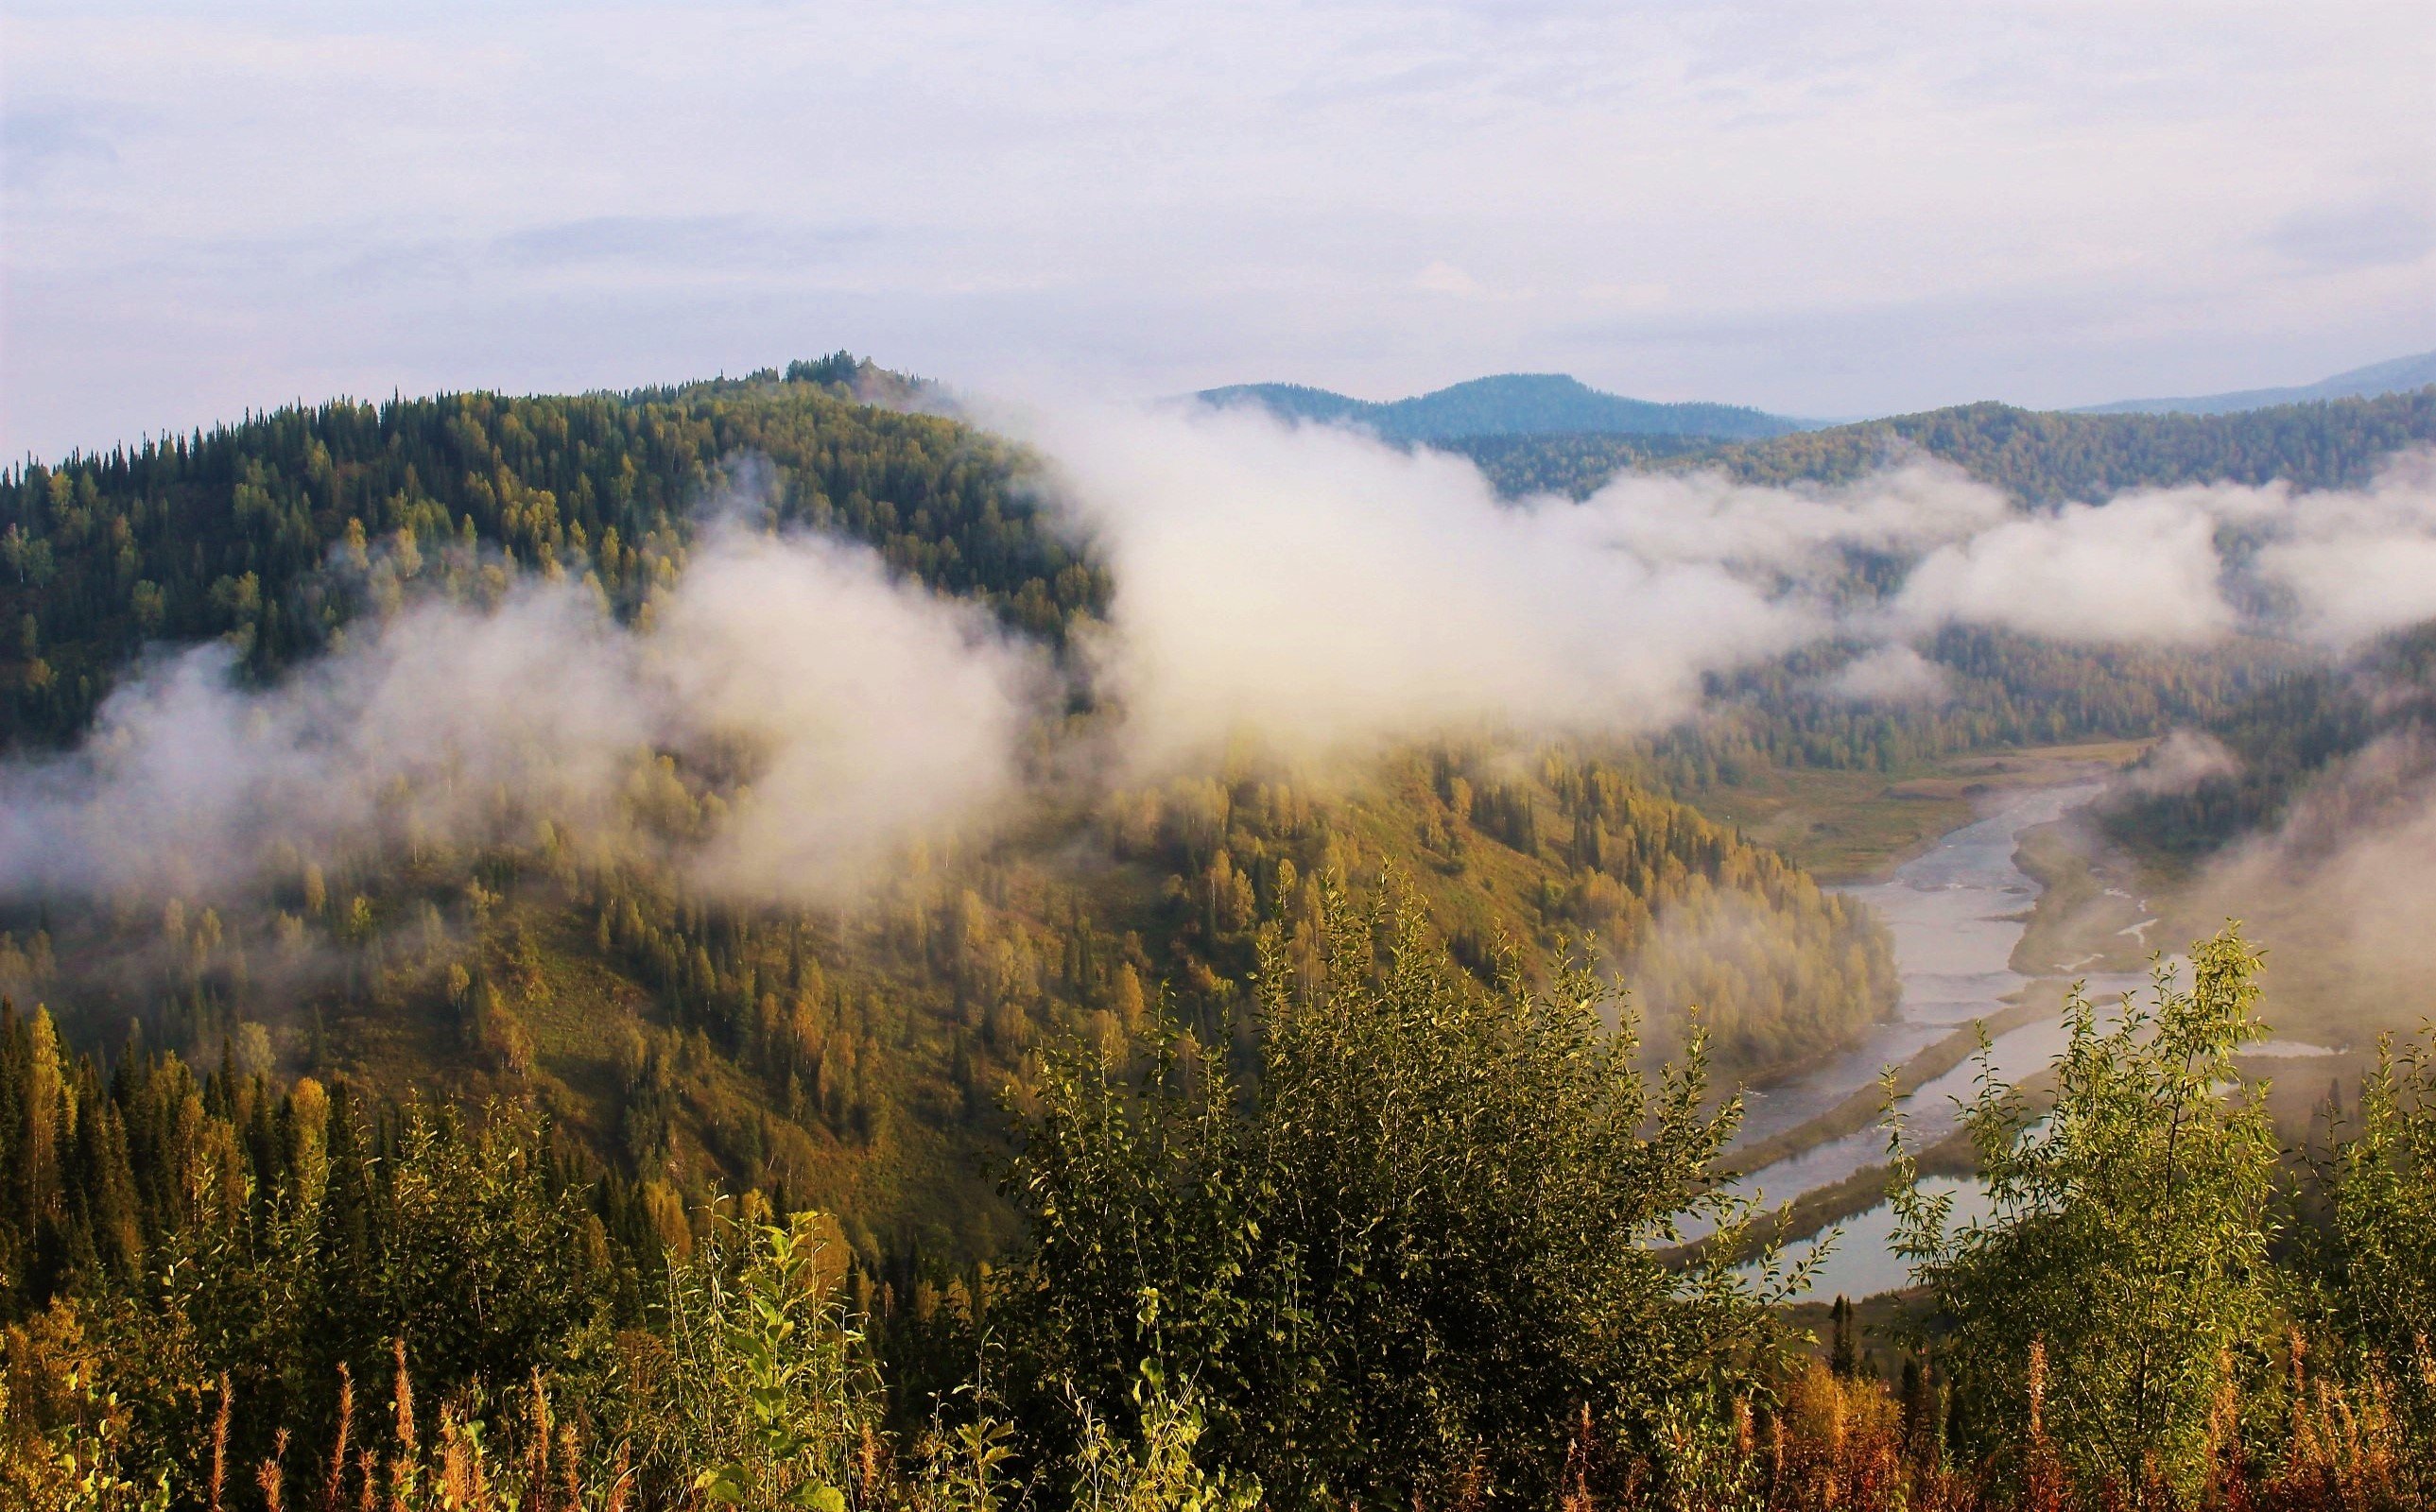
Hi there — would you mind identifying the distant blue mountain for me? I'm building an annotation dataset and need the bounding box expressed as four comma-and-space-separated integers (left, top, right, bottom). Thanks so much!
2076, 352, 2436, 417
1193, 372, 1806, 441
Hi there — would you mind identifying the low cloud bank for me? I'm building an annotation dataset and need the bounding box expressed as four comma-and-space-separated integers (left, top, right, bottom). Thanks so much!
1029, 406, 1831, 768
1893, 451, 2436, 650
0, 523, 1042, 905
10, 402, 2436, 912
2174, 730, 2436, 1047
1894, 493, 2239, 644
1027, 404, 2436, 768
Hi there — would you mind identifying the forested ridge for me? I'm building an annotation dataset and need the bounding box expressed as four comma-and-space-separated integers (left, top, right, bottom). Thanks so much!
0, 360, 1100, 747
1679, 388, 2436, 503
2102, 623, 2436, 859
1441, 387, 2436, 506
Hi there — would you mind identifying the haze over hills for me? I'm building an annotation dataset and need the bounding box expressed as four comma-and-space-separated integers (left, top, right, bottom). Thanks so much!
1192, 371, 1808, 441
2075, 350, 2436, 417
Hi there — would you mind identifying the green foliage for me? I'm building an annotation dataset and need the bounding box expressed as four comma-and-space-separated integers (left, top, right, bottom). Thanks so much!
1009, 882, 1797, 1506
0, 1004, 630, 1486
0, 1351, 173, 1512
1065, 1363, 1257, 1512
656, 1214, 868, 1511
358, 1099, 617, 1411
1889, 928, 2283, 1496
7, 931, 2436, 1505
630, 1213, 1258, 1512
2317, 1028, 2436, 1432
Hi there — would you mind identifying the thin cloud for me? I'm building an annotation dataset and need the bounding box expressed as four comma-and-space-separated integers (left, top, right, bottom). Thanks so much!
0, 516, 1044, 907
7, 2, 2431, 454
2261, 198, 2436, 274
492, 215, 883, 273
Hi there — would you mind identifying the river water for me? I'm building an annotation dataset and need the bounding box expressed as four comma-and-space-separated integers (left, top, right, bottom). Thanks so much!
1730, 782, 2146, 1190
1721, 780, 2150, 1296
1720, 779, 2341, 1298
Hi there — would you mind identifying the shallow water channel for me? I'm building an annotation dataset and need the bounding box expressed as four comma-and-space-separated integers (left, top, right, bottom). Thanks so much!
1722, 781, 2148, 1297
1714, 780, 2341, 1298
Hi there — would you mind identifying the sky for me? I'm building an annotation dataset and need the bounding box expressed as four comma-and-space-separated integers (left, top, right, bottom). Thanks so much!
3, 0, 2432, 459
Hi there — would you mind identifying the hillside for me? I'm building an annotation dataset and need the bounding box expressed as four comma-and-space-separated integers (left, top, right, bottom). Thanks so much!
0, 371, 1097, 747
2077, 350, 2436, 416
9, 359, 2429, 1262
0, 735, 1895, 1261
8, 363, 2434, 1504
1684, 389, 2436, 502
1392, 387, 2436, 507
0, 367, 1893, 1265
2081, 624, 2436, 1058
1193, 371, 1804, 441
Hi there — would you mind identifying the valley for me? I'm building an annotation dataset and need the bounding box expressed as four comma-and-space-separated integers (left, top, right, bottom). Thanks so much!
9, 6, 2434, 1499
4, 367, 2434, 1504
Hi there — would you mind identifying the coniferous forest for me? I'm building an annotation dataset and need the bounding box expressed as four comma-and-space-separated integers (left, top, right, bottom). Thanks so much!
4, 368, 2435, 1507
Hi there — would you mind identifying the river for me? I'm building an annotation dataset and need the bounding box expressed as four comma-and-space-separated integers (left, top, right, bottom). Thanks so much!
1724, 780, 2149, 1297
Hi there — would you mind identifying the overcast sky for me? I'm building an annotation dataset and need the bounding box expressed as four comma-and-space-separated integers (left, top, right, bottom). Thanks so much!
4, 1, 2432, 458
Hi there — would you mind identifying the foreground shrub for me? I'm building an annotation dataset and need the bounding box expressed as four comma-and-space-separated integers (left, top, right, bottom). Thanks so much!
1891, 928, 2284, 1498
1007, 883, 1802, 1506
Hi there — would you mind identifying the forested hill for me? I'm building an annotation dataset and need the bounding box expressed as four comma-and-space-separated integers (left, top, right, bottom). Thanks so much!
1682, 387, 2436, 503
0, 367, 1099, 747
0, 360, 1894, 1268
8, 362, 2434, 1503
1429, 430, 1724, 498
1195, 372, 1805, 441
2103, 622, 2436, 859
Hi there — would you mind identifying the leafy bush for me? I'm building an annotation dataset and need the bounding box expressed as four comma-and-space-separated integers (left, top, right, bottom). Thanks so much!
2317, 1029, 2436, 1434
1890, 929, 2282, 1496
1008, 882, 1801, 1505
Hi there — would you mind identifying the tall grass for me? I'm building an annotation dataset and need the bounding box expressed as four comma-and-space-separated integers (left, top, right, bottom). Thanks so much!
12, 1231, 2427, 1511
